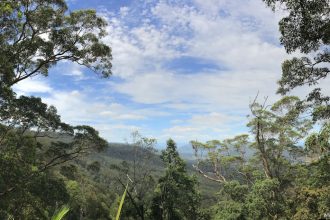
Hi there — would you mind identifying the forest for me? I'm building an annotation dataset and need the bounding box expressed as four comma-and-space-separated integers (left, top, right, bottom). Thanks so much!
0, 0, 329, 219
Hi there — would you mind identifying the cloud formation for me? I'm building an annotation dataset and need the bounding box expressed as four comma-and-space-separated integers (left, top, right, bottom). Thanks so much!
12, 0, 296, 145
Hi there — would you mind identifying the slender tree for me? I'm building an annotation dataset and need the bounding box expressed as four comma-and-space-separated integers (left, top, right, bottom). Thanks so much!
110, 132, 158, 220
151, 139, 202, 220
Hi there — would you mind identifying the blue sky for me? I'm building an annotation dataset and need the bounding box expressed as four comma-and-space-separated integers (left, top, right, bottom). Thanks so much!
13, 0, 302, 146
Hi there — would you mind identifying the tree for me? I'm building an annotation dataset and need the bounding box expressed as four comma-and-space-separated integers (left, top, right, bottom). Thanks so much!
248, 96, 312, 181
263, 0, 329, 121
245, 178, 288, 220
211, 180, 248, 220
262, 3, 330, 217
305, 122, 330, 159
192, 96, 315, 219
0, 96, 108, 218
191, 135, 252, 184
0, 0, 112, 87
0, 0, 112, 217
110, 131, 158, 220
151, 139, 202, 220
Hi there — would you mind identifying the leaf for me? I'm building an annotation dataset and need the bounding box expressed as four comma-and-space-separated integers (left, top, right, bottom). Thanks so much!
116, 183, 128, 220
51, 205, 70, 220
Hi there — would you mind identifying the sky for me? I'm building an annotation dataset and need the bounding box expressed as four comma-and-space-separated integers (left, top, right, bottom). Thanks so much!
12, 0, 313, 147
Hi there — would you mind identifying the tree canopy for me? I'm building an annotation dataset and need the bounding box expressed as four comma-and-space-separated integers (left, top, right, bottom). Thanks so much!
151, 139, 203, 220
0, 0, 112, 218
0, 0, 112, 87
263, 0, 330, 121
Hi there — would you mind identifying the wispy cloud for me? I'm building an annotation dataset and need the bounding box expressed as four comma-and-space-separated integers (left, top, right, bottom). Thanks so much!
13, 77, 53, 96
12, 0, 296, 145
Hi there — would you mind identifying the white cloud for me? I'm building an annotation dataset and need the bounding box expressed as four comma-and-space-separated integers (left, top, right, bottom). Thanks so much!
102, 9, 185, 79
94, 0, 293, 142
39, 88, 169, 141
162, 111, 245, 142
43, 91, 146, 123
99, 0, 287, 114
189, 112, 234, 126
112, 69, 280, 110
13, 77, 52, 96
59, 61, 86, 79
12, 0, 308, 144
119, 7, 130, 17
151, 0, 286, 72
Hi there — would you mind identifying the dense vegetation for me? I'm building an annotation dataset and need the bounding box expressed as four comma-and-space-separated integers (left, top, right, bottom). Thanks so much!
0, 0, 329, 219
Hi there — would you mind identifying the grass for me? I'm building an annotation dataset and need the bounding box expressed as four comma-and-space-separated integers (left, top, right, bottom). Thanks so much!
116, 183, 128, 220
51, 205, 70, 220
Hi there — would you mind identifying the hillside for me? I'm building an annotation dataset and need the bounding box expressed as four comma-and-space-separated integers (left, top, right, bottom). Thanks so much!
86, 142, 219, 206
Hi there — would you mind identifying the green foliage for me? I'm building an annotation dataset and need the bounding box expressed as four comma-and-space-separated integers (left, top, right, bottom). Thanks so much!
191, 134, 251, 184
245, 179, 287, 219
0, 1, 110, 218
263, 0, 329, 121
221, 181, 248, 203
0, 95, 107, 216
109, 132, 158, 220
211, 179, 289, 220
194, 96, 329, 219
0, 0, 112, 87
151, 139, 203, 220
293, 185, 330, 220
212, 200, 243, 220
211, 181, 248, 220
0, 127, 71, 218
305, 123, 330, 158
51, 205, 70, 220
248, 96, 312, 180
87, 161, 101, 173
